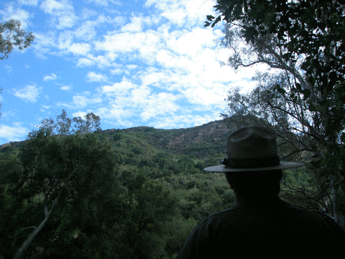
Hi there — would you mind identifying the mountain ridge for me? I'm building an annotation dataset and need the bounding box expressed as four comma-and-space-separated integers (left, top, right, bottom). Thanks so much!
0, 119, 236, 160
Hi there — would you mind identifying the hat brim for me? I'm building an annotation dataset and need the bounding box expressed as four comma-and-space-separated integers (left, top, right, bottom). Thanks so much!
204, 162, 304, 172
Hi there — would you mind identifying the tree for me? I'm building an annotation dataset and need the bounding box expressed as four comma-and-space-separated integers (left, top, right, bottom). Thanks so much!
118, 170, 178, 259
29, 109, 101, 137
0, 19, 34, 60
72, 112, 101, 134
206, 0, 345, 226
6, 130, 117, 259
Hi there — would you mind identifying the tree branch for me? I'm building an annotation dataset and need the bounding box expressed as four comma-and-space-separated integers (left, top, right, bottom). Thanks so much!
13, 165, 80, 259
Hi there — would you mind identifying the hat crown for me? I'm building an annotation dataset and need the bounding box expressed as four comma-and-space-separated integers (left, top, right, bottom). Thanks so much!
203, 126, 304, 172
227, 127, 278, 160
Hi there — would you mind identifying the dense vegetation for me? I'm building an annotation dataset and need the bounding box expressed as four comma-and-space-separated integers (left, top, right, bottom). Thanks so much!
0, 111, 337, 259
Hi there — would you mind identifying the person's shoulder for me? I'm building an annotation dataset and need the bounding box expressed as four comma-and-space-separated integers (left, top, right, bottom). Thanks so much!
196, 203, 244, 226
283, 202, 345, 236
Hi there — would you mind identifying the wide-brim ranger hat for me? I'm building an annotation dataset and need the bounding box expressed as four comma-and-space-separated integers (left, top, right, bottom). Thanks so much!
204, 126, 304, 172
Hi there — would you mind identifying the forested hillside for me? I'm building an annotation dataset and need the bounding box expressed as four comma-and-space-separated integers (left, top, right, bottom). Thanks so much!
0, 115, 337, 259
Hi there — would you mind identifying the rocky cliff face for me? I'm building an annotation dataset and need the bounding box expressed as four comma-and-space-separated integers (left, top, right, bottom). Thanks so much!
165, 120, 229, 150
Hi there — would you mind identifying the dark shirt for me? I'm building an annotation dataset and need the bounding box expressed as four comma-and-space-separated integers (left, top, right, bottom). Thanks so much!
176, 198, 345, 258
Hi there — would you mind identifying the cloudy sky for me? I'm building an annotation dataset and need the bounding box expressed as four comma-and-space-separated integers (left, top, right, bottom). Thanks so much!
0, 0, 259, 145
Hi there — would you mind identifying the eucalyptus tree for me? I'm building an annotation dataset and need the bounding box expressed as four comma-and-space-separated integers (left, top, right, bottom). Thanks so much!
206, 0, 345, 225
9, 131, 117, 259
0, 19, 34, 60
30, 109, 101, 137
0, 110, 115, 259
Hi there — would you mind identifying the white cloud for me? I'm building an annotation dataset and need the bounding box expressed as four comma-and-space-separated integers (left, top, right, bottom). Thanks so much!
40, 0, 77, 29
57, 30, 74, 49
101, 80, 137, 95
0, 3, 32, 29
13, 85, 41, 102
72, 110, 87, 118
166, 27, 216, 56
127, 64, 137, 70
94, 30, 161, 58
76, 57, 94, 67
95, 32, 143, 53
76, 19, 101, 40
121, 16, 144, 32
36, 30, 90, 56
96, 79, 182, 124
70, 95, 89, 108
60, 85, 71, 91
110, 68, 123, 75
59, 93, 103, 109
32, 31, 57, 58
86, 71, 108, 82
139, 91, 180, 121
121, 16, 156, 32
43, 73, 57, 81
80, 8, 98, 20
0, 124, 28, 142
76, 54, 115, 68
93, 29, 163, 67
75, 15, 113, 40
97, 103, 134, 127
140, 68, 174, 88
145, 0, 215, 27
34, 30, 92, 58
68, 43, 91, 55
151, 113, 218, 129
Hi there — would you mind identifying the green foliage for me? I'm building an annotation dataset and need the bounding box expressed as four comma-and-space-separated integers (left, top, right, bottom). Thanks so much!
0, 129, 121, 258
120, 172, 178, 259
0, 117, 327, 258
0, 19, 35, 60
164, 216, 198, 258
0, 147, 21, 185
29, 109, 101, 137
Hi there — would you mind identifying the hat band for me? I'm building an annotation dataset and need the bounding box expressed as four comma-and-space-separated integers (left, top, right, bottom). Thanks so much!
222, 156, 280, 169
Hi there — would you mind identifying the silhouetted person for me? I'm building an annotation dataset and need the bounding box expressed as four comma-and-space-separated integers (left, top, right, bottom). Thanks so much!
176, 127, 345, 258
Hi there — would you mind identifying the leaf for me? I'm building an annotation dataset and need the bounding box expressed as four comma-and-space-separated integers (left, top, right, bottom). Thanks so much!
275, 85, 286, 94
204, 21, 211, 27
309, 103, 317, 111
0, 19, 35, 60
290, 92, 295, 100
302, 89, 311, 100
211, 16, 222, 28
206, 15, 214, 22
295, 83, 302, 91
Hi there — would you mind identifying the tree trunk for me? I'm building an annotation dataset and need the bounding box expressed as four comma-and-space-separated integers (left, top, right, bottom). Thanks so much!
12, 167, 78, 259
332, 185, 345, 229
13, 214, 50, 259
13, 190, 62, 259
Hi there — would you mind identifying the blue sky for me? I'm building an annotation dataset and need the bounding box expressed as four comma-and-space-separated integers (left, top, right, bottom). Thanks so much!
0, 0, 259, 145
